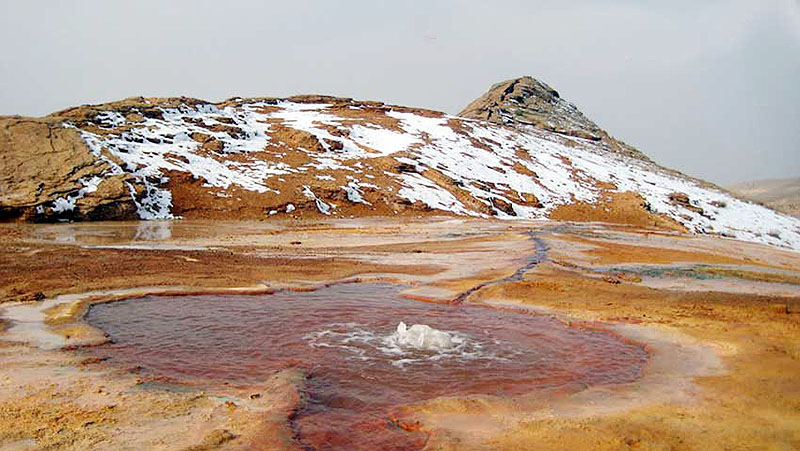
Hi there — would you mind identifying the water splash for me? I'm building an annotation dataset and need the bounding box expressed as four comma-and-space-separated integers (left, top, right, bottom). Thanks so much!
390, 322, 455, 351
303, 321, 513, 368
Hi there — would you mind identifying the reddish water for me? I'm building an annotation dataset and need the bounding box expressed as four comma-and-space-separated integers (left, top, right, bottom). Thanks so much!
84, 283, 648, 450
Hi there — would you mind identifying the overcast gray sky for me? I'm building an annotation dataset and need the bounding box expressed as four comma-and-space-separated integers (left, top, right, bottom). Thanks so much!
1, 0, 798, 185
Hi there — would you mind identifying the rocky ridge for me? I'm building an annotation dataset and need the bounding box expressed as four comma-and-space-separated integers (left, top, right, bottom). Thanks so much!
1, 79, 799, 250
459, 76, 647, 160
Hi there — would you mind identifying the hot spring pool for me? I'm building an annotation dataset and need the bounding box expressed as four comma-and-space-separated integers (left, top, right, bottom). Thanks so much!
83, 283, 648, 449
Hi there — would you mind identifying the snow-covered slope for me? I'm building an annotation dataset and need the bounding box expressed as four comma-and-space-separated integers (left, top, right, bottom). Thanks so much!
2, 91, 799, 251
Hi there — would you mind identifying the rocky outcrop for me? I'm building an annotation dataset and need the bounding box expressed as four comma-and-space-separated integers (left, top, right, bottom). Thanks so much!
0, 116, 139, 221
458, 76, 649, 160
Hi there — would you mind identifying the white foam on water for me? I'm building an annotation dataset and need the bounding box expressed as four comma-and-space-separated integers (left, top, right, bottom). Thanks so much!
388, 321, 456, 351
303, 322, 519, 368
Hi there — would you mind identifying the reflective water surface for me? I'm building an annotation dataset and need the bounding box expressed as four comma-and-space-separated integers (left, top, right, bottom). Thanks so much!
84, 283, 648, 450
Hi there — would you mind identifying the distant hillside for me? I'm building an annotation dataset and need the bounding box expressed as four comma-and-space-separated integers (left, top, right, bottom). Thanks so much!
728, 177, 800, 218
1, 77, 799, 250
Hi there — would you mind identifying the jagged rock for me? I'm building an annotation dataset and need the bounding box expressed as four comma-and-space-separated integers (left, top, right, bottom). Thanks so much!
396, 163, 418, 174
459, 76, 649, 160
190, 132, 212, 143
519, 192, 543, 208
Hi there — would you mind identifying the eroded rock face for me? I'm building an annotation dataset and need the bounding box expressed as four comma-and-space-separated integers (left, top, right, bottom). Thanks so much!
0, 117, 138, 221
458, 76, 649, 160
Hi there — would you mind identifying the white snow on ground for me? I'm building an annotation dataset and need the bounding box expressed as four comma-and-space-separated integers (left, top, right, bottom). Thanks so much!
397, 172, 475, 216
50, 176, 104, 214
302, 186, 332, 214
383, 112, 800, 250
349, 123, 420, 155
343, 181, 371, 205
75, 103, 283, 219
70, 101, 800, 250
387, 112, 596, 218
269, 102, 414, 157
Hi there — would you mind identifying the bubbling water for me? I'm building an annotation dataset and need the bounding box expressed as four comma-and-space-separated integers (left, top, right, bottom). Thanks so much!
304, 321, 519, 369
83, 283, 648, 450
392, 322, 455, 351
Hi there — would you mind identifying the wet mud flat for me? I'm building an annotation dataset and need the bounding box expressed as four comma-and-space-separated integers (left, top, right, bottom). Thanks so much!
83, 283, 648, 449
1, 218, 800, 450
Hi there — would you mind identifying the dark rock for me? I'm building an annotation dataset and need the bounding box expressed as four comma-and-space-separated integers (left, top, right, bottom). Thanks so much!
490, 197, 517, 216
141, 109, 163, 120
396, 163, 418, 173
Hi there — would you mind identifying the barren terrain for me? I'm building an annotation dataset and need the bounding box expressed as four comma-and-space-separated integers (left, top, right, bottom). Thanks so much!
1, 218, 799, 450
728, 177, 800, 219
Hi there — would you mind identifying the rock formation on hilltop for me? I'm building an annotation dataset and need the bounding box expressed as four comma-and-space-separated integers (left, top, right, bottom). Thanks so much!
1, 78, 799, 250
459, 76, 648, 160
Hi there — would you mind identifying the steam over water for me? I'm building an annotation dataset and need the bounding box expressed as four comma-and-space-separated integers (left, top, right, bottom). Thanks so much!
84, 283, 648, 449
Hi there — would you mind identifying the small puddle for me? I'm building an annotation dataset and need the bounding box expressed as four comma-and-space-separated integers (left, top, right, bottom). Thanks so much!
83, 283, 647, 449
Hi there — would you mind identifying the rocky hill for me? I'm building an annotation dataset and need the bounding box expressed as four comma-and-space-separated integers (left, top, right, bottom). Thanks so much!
728, 177, 800, 219
1, 78, 799, 250
459, 76, 647, 160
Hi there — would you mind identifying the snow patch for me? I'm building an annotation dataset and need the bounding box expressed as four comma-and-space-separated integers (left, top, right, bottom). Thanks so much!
303, 186, 332, 215
343, 181, 370, 205
49, 176, 105, 215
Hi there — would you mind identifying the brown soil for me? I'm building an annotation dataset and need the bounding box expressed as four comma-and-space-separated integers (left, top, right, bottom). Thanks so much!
552, 233, 777, 267
0, 242, 440, 305
550, 191, 687, 232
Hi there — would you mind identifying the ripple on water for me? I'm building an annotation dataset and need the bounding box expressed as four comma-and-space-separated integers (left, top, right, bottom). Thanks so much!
84, 283, 648, 450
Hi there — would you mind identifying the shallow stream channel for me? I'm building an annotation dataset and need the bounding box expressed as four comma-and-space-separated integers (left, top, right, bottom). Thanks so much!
83, 282, 649, 449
